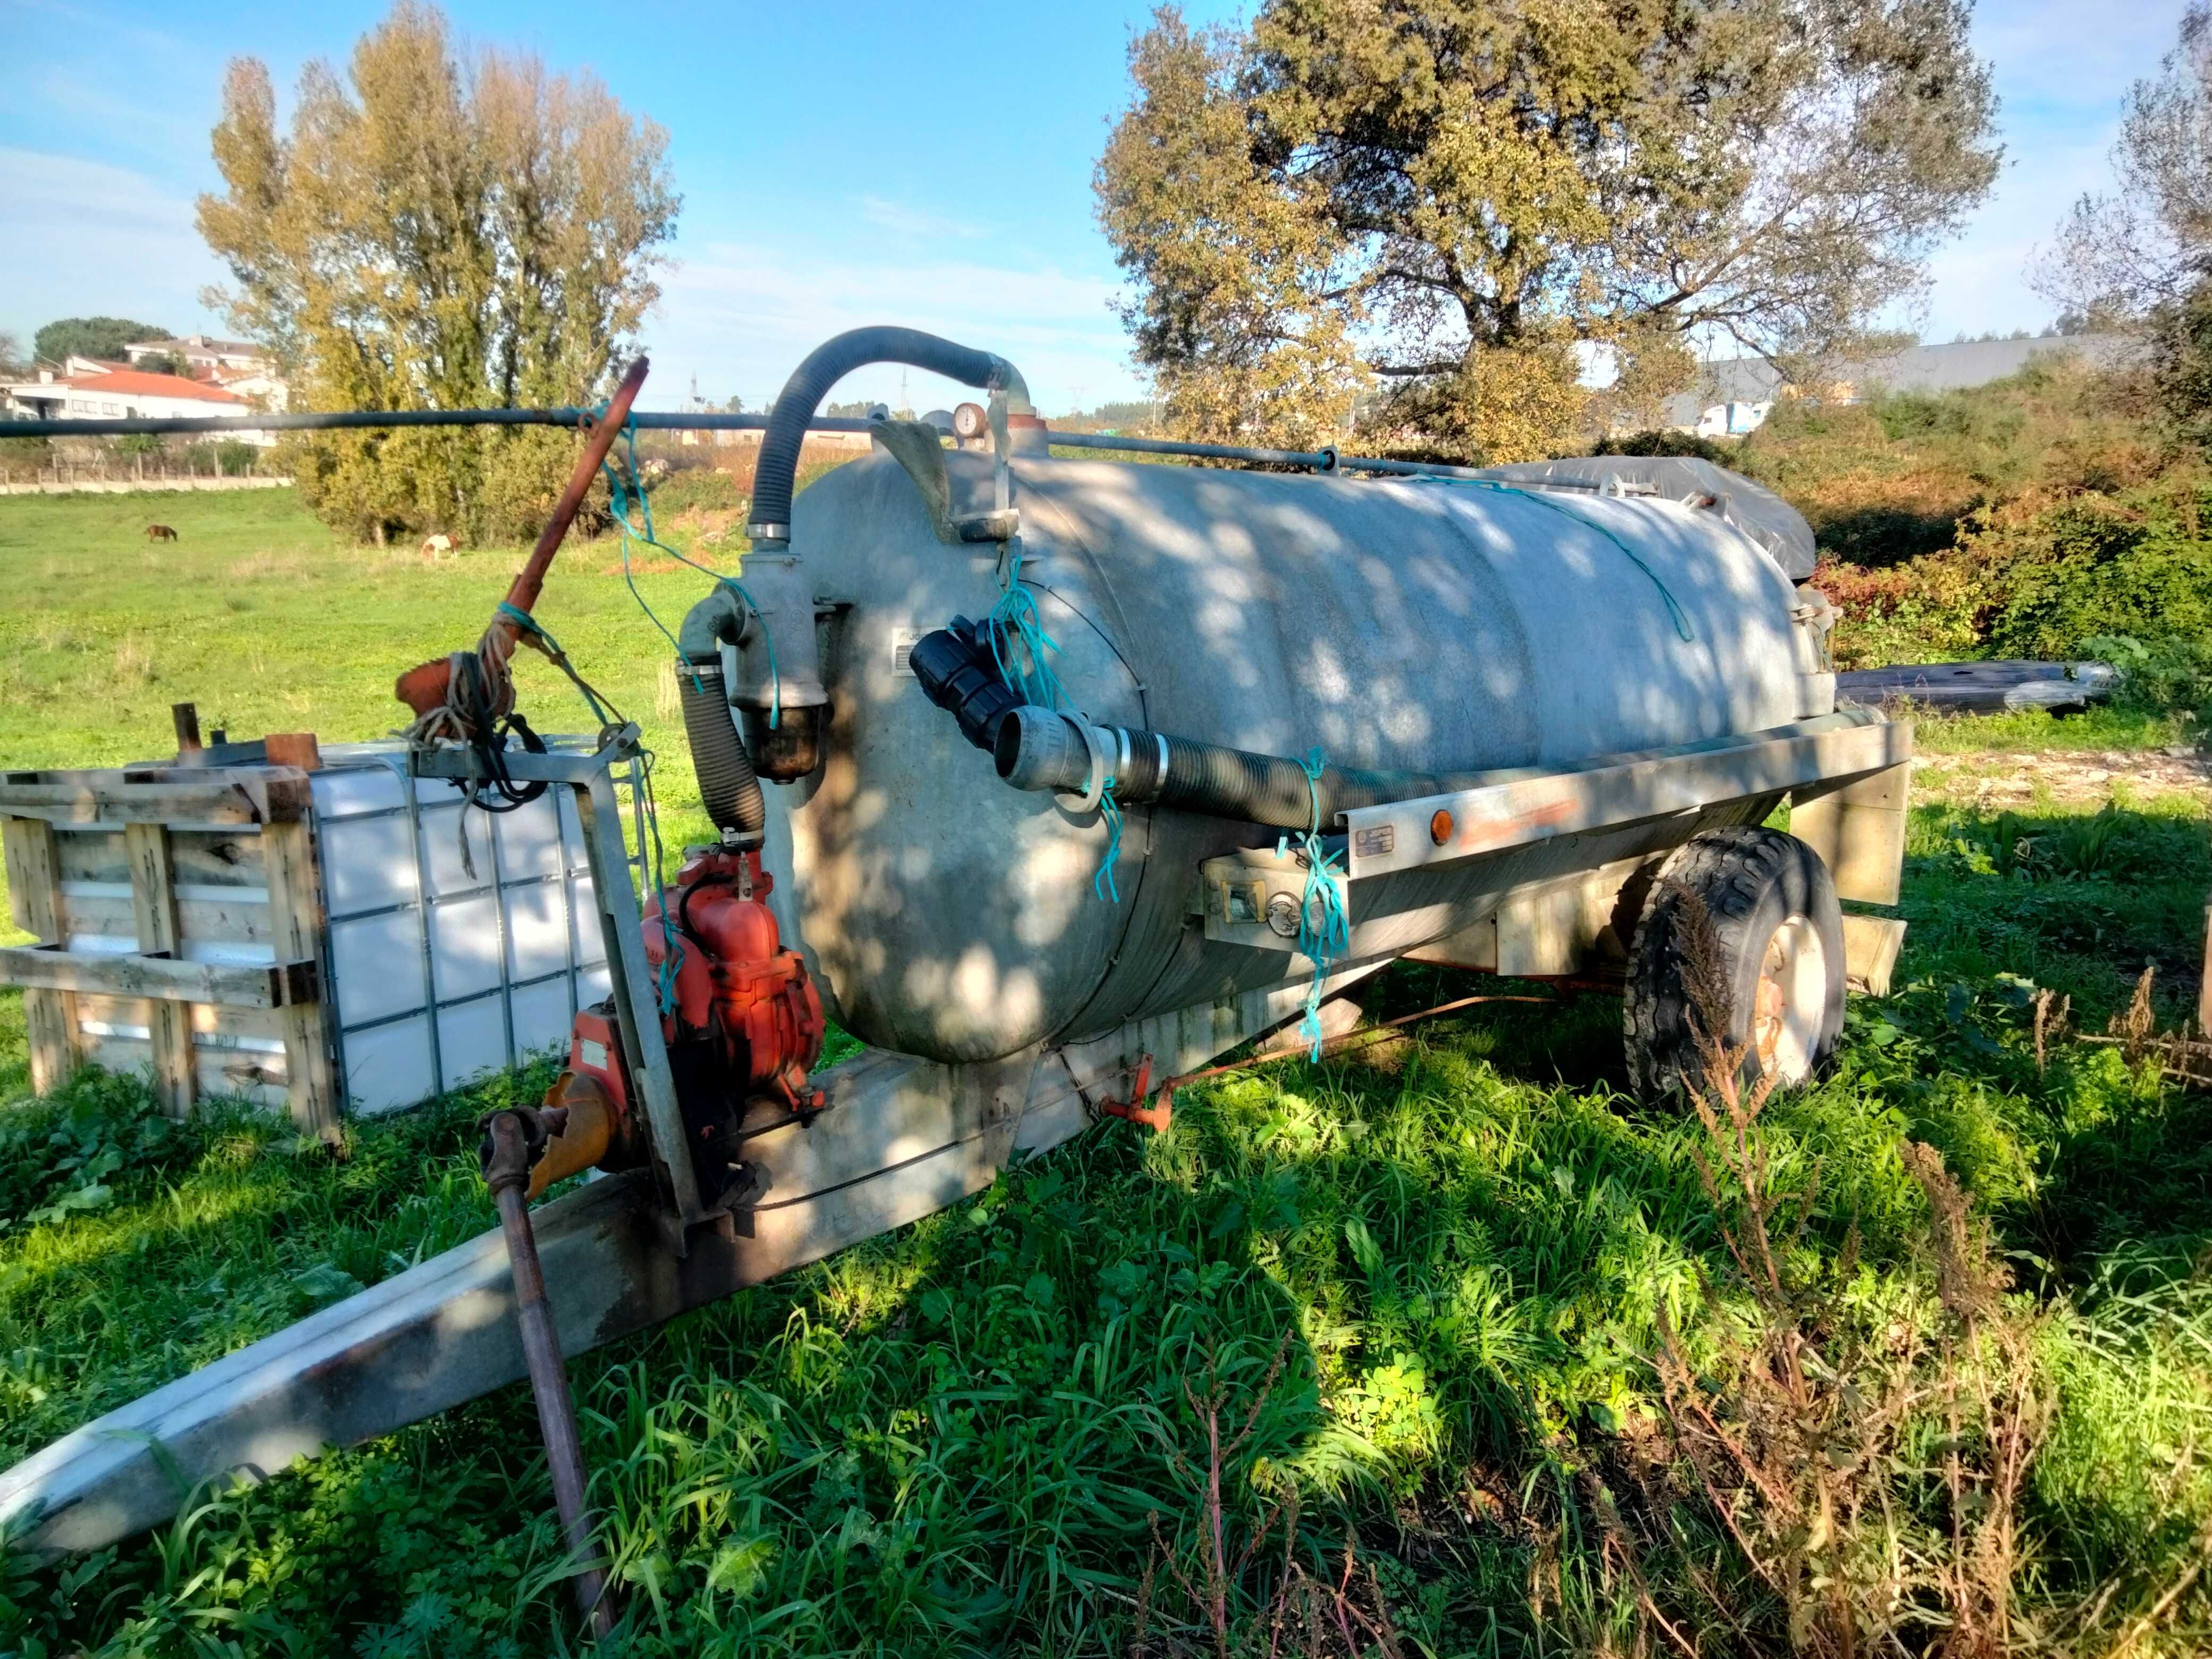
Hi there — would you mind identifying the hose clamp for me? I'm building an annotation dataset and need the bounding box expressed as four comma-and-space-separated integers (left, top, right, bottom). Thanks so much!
746, 522, 790, 542
1056, 720, 1113, 814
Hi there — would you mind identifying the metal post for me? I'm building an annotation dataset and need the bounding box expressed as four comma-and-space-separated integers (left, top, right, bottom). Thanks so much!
481, 1111, 615, 1638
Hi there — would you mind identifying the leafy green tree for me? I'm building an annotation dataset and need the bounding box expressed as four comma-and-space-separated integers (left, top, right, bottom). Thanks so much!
197, 2, 678, 543
31, 317, 171, 366
1097, 0, 2000, 459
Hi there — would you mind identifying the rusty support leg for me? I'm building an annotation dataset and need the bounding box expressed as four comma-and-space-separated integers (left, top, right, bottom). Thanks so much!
482, 1111, 614, 1638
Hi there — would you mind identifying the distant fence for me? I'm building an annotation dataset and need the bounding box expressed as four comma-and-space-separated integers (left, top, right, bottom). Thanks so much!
0, 476, 294, 496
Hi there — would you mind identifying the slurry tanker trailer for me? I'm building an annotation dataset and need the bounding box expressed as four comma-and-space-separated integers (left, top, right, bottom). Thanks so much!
0, 330, 1908, 1591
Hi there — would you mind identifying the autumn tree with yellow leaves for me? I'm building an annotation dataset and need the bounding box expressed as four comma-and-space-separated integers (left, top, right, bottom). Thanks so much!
197, 4, 677, 544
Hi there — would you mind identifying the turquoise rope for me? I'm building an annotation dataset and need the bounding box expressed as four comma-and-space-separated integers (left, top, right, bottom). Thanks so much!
1292, 747, 1350, 1061
987, 548, 1065, 711
495, 600, 614, 729
978, 544, 1122, 902
1093, 780, 1123, 902
596, 412, 781, 727
1451, 479, 1696, 642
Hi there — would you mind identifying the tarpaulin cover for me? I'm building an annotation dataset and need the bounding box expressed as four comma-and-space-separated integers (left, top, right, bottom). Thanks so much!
1475, 456, 1818, 581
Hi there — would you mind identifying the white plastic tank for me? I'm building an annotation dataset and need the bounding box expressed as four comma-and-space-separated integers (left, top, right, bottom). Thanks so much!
311, 744, 617, 1112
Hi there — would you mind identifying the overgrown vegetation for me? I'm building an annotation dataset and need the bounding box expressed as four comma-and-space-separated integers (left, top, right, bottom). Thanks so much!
1, 718, 2208, 1652
1719, 355, 2212, 725
4, 475, 2210, 1656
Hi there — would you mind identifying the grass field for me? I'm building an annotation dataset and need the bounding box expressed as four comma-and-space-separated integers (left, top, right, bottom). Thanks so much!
2, 489, 2210, 1656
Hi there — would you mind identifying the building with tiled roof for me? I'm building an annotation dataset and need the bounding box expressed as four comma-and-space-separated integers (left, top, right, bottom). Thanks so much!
2, 361, 277, 444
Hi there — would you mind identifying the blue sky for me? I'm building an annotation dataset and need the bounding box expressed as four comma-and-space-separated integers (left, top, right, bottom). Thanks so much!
0, 0, 2191, 415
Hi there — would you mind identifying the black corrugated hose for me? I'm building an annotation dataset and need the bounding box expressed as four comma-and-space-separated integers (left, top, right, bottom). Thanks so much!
677, 659, 766, 844
747, 326, 1027, 542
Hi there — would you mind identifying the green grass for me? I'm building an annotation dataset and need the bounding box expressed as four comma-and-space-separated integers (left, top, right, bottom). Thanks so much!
3, 490, 2211, 1655
0, 486, 726, 939
1905, 703, 2195, 754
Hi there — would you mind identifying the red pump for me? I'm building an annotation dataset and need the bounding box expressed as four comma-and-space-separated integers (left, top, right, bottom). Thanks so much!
641, 847, 827, 1118
540, 845, 827, 1216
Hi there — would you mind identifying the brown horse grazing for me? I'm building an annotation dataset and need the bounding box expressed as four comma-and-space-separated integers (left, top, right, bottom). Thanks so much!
145, 524, 178, 542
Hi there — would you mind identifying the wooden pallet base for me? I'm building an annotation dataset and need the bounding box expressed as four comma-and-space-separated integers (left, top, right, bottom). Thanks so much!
1, 766, 337, 1139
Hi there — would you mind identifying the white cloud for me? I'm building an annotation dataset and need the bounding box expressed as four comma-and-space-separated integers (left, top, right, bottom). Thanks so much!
855, 196, 988, 242
649, 238, 1144, 411
0, 149, 228, 339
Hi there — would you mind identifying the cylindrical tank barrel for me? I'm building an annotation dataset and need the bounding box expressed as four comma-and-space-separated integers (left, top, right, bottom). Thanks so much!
762, 453, 1806, 1063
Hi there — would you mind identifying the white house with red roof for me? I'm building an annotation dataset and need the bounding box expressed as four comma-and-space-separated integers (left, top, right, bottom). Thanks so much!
2, 359, 277, 445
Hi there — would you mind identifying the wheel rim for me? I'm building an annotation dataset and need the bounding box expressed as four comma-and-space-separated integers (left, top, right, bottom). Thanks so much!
1751, 914, 1826, 1083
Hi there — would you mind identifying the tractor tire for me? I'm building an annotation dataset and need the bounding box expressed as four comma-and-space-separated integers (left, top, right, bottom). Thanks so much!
1623, 825, 1845, 1103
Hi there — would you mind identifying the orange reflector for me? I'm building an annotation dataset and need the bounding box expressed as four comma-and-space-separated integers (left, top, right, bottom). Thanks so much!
1429, 809, 1454, 845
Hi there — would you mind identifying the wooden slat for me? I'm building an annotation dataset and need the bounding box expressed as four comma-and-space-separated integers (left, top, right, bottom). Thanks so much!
0, 944, 315, 1007
197, 1046, 287, 1107
125, 822, 195, 1117
0, 767, 311, 827
54, 829, 129, 886
186, 1002, 290, 1045
2, 816, 78, 1092
58, 892, 271, 948
167, 828, 266, 889
262, 819, 339, 1142
2201, 902, 2212, 1038
1792, 760, 1910, 907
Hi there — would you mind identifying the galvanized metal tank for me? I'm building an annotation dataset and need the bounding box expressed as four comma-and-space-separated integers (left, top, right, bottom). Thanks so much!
761, 450, 1809, 1063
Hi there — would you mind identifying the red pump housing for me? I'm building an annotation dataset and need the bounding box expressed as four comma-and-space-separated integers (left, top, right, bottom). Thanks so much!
641, 848, 826, 1116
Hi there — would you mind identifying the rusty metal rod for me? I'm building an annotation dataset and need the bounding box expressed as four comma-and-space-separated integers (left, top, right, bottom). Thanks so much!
482, 1111, 615, 1638
393, 357, 650, 720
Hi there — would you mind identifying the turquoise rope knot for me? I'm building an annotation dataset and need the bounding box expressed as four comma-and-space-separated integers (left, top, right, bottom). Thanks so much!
1292, 748, 1348, 1060
976, 544, 1122, 904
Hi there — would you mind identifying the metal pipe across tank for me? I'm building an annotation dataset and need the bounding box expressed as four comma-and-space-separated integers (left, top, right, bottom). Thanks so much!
5, 405, 1597, 488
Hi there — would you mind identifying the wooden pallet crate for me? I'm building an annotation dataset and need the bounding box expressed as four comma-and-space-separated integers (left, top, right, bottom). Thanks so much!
0, 763, 338, 1139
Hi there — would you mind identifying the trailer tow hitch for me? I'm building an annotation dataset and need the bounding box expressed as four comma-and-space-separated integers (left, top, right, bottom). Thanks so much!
480, 1109, 616, 1639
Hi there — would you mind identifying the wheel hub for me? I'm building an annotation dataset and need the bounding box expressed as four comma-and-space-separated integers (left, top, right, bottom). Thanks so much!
1752, 914, 1826, 1083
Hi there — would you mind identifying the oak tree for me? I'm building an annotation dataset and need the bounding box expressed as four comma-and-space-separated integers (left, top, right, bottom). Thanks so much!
32, 317, 171, 366
197, 3, 677, 543
1097, 0, 2000, 458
